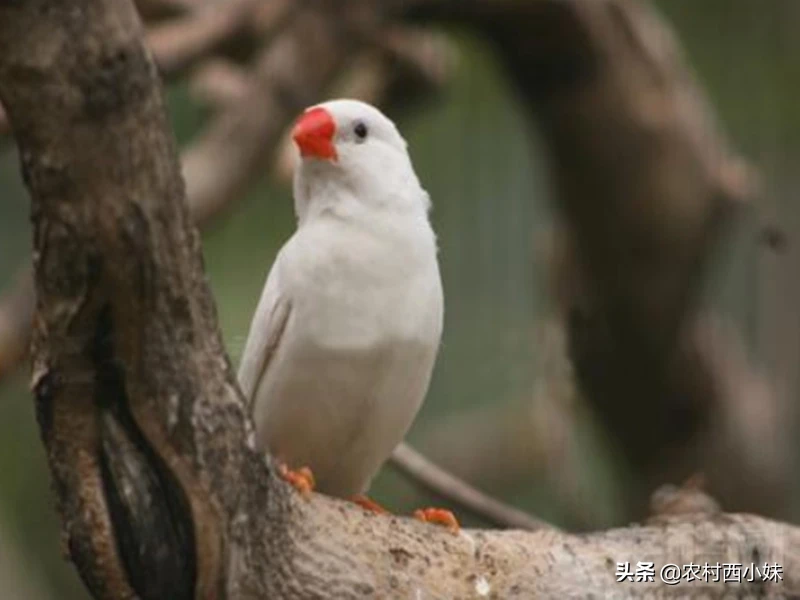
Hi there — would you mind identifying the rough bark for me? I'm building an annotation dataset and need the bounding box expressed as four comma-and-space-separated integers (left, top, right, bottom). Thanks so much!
0, 0, 446, 382
1, 0, 799, 598
0, 4, 360, 384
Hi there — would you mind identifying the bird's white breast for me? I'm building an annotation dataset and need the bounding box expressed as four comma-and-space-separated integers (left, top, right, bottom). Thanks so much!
287, 211, 441, 348
252, 207, 443, 496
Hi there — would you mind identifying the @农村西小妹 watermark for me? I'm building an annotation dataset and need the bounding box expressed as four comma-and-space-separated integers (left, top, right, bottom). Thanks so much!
614, 561, 783, 585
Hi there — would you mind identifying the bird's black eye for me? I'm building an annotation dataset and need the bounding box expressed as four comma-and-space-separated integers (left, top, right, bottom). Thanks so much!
353, 120, 368, 141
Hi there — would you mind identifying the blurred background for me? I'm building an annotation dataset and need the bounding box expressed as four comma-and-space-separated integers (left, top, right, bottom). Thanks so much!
1, 0, 799, 597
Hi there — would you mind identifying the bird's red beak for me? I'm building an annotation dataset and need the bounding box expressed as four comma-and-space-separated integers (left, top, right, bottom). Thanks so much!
292, 107, 337, 161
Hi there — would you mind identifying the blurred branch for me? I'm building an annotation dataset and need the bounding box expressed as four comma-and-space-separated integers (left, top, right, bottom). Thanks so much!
180, 6, 370, 225
272, 25, 456, 183
0, 268, 33, 382
408, 317, 621, 531
1, 0, 780, 533
0, 102, 8, 136
145, 0, 271, 77
369, 25, 456, 107
189, 58, 251, 106
681, 316, 793, 517
648, 474, 721, 521
3, 1, 800, 597
391, 442, 553, 531
0, 0, 294, 140
249, 0, 298, 39
430, 0, 779, 519
134, 0, 196, 21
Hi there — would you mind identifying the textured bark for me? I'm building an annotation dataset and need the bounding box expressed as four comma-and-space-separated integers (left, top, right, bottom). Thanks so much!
1, 0, 799, 598
0, 3, 362, 385
0, 1, 274, 597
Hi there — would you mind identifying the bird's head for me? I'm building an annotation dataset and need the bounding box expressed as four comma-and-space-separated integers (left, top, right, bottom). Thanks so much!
291, 99, 428, 221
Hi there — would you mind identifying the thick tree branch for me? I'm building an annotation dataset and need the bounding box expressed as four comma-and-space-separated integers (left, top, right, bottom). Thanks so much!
0, 1, 276, 596
1, 0, 798, 598
0, 9, 455, 383
0, 5, 360, 383
413, 0, 785, 519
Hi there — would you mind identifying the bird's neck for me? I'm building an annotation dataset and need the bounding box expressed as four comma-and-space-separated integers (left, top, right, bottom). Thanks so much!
294, 173, 428, 228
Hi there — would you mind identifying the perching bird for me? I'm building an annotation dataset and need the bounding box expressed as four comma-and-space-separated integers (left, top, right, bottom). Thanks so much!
238, 100, 448, 520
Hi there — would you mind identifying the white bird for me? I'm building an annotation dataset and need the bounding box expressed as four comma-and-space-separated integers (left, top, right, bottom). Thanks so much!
237, 99, 444, 501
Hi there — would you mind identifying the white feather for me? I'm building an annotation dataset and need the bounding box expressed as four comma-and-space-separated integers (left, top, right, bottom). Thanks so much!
237, 99, 443, 497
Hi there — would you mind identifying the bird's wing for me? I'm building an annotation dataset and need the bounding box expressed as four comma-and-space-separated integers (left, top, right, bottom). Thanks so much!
237, 258, 291, 408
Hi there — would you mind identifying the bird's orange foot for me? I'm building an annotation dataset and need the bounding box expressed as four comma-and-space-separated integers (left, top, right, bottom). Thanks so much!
414, 507, 460, 533
351, 494, 390, 515
278, 463, 315, 497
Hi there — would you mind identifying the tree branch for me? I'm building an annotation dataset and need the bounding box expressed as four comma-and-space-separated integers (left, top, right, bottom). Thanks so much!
391, 442, 552, 532
271, 25, 456, 183
189, 58, 251, 107
180, 5, 368, 225
145, 0, 275, 78
0, 3, 365, 383
0, 0, 283, 595
418, 0, 783, 519
1, 0, 798, 598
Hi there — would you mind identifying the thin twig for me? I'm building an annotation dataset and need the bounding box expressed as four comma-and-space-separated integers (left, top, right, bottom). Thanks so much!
390, 442, 554, 531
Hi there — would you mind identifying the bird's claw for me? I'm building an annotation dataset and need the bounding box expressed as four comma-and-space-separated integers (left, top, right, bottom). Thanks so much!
278, 463, 315, 497
351, 494, 390, 514
413, 507, 460, 533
